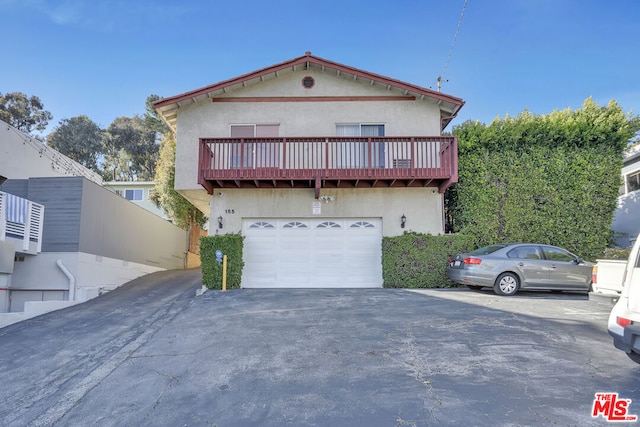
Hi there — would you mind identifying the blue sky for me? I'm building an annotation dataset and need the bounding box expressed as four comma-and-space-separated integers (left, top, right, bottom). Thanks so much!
2, 0, 639, 137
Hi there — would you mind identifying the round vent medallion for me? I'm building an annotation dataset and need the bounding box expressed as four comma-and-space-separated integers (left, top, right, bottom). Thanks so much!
302, 76, 315, 89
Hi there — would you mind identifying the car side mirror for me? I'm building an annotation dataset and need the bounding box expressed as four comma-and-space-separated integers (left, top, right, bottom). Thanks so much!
575, 257, 584, 264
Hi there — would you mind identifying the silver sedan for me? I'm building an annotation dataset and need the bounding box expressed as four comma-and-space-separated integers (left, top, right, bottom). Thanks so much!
447, 243, 594, 296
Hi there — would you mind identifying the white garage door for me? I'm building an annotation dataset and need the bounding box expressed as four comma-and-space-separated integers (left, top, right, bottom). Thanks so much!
242, 218, 382, 288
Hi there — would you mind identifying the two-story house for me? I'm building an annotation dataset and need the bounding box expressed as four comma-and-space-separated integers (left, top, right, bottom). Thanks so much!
154, 52, 464, 288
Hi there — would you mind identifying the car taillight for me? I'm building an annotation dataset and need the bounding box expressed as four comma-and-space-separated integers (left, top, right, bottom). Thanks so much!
591, 266, 597, 284
464, 257, 482, 265
617, 317, 633, 327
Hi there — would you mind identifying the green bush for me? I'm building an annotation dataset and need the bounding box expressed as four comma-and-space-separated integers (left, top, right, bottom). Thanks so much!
447, 99, 640, 262
382, 232, 476, 288
200, 234, 244, 289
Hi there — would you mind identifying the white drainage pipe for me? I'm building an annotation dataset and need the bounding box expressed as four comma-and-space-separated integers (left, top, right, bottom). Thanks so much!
56, 259, 76, 302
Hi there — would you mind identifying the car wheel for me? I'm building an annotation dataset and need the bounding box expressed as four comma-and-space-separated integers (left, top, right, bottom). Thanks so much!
494, 272, 519, 296
627, 351, 640, 365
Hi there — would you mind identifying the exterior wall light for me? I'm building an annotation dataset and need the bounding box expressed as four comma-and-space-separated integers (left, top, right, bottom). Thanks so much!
320, 195, 335, 203
401, 214, 406, 229
218, 215, 223, 229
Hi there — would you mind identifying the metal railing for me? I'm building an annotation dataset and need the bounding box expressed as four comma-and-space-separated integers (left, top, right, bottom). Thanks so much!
0, 191, 45, 254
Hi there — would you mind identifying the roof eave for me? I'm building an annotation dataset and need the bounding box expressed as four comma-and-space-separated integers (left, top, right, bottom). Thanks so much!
153, 52, 465, 132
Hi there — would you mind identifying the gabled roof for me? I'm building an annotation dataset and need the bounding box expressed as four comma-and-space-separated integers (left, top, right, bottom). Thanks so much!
154, 52, 465, 131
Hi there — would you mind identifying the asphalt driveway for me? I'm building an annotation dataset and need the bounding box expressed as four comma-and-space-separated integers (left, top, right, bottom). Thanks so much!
0, 270, 637, 426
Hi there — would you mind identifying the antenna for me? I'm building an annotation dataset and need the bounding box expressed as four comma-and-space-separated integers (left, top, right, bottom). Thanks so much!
436, 0, 468, 91
436, 76, 449, 93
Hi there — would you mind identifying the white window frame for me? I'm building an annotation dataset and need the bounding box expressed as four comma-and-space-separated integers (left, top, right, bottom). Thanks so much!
335, 123, 386, 168
336, 123, 385, 137
625, 169, 640, 194
230, 124, 280, 168
125, 189, 144, 202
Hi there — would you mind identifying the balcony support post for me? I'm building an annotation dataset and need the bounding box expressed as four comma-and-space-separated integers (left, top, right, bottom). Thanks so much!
367, 137, 372, 176
315, 176, 321, 199
282, 137, 287, 176
411, 137, 416, 177
240, 138, 245, 177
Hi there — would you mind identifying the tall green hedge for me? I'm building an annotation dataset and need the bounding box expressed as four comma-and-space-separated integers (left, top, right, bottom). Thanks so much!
448, 98, 640, 261
382, 232, 476, 288
200, 234, 244, 289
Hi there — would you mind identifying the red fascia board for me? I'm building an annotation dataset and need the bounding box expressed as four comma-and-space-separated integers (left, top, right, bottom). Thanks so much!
153, 53, 464, 109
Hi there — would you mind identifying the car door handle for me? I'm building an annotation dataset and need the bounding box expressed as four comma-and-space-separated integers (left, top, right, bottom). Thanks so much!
518, 262, 525, 266
550, 264, 557, 269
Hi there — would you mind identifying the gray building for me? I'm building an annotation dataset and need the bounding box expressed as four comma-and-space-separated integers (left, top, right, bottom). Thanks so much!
0, 120, 188, 319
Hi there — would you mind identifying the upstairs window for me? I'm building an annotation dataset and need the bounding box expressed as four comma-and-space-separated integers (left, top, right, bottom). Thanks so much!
336, 124, 385, 137
627, 170, 640, 194
336, 124, 385, 168
125, 189, 143, 201
230, 124, 280, 168
230, 124, 279, 138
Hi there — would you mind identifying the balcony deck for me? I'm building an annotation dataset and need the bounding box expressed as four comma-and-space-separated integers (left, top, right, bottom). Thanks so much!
199, 136, 458, 197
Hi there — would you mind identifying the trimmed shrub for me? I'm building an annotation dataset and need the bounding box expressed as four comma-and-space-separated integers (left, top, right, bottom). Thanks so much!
200, 234, 244, 289
382, 232, 476, 288
448, 99, 640, 262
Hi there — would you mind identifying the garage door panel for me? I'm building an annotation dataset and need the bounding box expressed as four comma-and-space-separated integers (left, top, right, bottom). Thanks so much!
243, 218, 381, 288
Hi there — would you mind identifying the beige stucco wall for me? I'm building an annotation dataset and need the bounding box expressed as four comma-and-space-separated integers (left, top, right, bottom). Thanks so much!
8, 252, 165, 311
0, 120, 103, 184
173, 69, 444, 195
103, 181, 169, 220
209, 187, 444, 237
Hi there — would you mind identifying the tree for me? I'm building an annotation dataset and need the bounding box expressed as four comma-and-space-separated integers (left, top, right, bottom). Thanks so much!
150, 131, 207, 229
0, 91, 52, 135
144, 94, 169, 135
448, 98, 640, 260
146, 93, 206, 229
46, 115, 104, 172
103, 116, 159, 181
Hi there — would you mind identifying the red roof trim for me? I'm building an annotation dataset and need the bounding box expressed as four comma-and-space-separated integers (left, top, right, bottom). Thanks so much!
153, 52, 464, 109
211, 96, 416, 103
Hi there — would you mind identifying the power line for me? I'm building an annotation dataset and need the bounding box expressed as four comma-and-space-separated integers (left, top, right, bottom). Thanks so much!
436, 0, 468, 92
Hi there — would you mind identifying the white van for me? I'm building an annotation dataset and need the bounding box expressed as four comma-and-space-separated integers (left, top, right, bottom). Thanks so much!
608, 234, 640, 364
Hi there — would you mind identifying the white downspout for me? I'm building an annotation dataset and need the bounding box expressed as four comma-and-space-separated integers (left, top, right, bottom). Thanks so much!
56, 259, 76, 301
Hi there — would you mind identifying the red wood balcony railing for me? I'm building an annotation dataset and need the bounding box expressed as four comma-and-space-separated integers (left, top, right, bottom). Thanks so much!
198, 136, 458, 196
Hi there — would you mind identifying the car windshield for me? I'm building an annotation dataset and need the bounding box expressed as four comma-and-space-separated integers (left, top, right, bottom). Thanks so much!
468, 244, 508, 256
